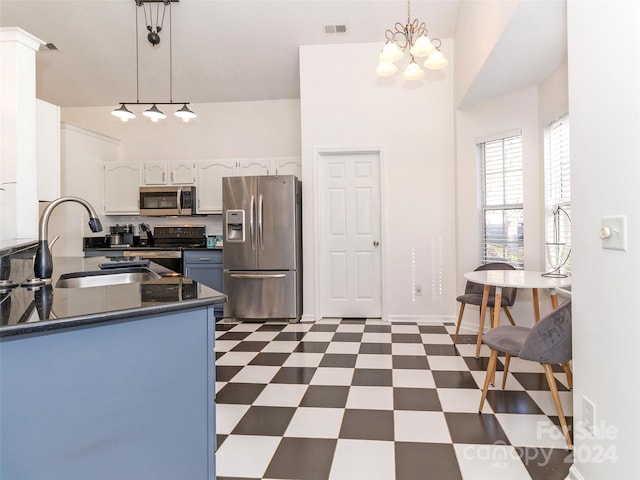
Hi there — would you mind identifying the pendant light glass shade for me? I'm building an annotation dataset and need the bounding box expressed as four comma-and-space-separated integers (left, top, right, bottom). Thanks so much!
402, 61, 424, 80
376, 61, 399, 77
409, 35, 436, 58
111, 104, 136, 121
378, 41, 404, 63
174, 104, 197, 122
424, 50, 448, 70
143, 104, 166, 122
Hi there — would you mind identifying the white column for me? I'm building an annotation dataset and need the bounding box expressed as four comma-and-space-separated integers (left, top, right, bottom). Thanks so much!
0, 27, 44, 240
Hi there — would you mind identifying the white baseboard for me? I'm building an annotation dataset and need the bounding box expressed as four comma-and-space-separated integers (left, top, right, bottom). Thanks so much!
299, 313, 456, 324
384, 314, 455, 324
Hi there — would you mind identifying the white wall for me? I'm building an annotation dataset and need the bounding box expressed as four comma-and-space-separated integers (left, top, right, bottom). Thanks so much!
567, 1, 640, 478
48, 124, 120, 257
300, 41, 455, 321
453, 0, 518, 107
455, 87, 548, 328
62, 99, 301, 160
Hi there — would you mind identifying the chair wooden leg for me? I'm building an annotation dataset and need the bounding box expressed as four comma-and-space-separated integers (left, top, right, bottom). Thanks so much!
479, 349, 499, 413
543, 363, 572, 449
475, 307, 487, 358
504, 307, 516, 326
454, 303, 465, 343
502, 354, 511, 390
561, 362, 573, 389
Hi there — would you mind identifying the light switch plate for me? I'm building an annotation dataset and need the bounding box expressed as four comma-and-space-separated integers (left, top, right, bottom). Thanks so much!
602, 215, 627, 251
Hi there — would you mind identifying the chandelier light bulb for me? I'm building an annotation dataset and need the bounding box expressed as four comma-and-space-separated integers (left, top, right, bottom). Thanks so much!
402, 61, 425, 80
378, 41, 404, 63
376, 61, 399, 77
410, 35, 436, 58
424, 50, 448, 70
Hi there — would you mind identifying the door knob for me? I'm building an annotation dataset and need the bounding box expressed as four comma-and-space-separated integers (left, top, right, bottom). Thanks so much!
373, 241, 379, 247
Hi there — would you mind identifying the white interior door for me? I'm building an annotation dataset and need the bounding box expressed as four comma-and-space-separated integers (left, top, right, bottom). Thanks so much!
320, 151, 381, 318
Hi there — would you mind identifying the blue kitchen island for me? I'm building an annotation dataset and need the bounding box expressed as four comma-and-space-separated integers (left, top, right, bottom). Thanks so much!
0, 250, 225, 480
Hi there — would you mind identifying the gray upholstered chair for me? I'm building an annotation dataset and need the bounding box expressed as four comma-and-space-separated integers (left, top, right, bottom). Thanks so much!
454, 262, 518, 357
478, 300, 573, 448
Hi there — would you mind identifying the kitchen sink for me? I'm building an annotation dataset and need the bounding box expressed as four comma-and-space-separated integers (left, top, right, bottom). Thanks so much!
55, 267, 161, 289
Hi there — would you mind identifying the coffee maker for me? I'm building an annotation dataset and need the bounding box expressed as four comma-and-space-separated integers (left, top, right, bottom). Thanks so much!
109, 224, 135, 246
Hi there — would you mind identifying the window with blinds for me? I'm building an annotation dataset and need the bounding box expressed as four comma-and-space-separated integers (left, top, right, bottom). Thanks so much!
544, 115, 571, 275
479, 135, 524, 268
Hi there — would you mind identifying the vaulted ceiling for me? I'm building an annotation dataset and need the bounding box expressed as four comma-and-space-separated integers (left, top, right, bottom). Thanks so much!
0, 1, 566, 109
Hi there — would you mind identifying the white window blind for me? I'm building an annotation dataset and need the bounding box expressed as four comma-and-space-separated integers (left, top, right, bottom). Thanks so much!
479, 135, 524, 268
544, 115, 571, 275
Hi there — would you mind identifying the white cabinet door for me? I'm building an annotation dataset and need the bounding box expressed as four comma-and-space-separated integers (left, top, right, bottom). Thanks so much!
320, 151, 381, 318
197, 160, 235, 213
170, 161, 195, 185
104, 162, 141, 214
142, 162, 168, 185
274, 157, 302, 178
237, 159, 271, 176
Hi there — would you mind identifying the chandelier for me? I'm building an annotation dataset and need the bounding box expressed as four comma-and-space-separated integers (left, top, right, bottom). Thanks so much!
376, 0, 448, 80
112, 0, 196, 123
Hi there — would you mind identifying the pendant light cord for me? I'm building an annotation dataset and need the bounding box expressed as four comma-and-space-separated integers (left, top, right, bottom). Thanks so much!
136, 3, 140, 103
169, 3, 173, 103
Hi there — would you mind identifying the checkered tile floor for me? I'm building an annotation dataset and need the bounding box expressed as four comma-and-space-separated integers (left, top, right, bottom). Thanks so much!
214, 318, 573, 480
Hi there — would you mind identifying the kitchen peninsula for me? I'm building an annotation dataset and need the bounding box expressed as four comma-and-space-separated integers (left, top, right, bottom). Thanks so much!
0, 248, 225, 480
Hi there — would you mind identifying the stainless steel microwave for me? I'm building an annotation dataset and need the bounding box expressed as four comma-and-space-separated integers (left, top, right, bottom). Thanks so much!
139, 186, 197, 216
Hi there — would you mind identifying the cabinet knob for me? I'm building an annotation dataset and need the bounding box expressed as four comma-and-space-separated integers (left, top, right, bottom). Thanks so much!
373, 241, 380, 247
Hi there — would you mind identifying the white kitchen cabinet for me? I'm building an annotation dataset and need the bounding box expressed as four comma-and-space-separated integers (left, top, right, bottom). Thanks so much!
273, 157, 302, 177
196, 158, 301, 214
142, 161, 195, 185
142, 162, 167, 185
104, 162, 141, 214
237, 159, 271, 176
170, 161, 196, 184
196, 160, 235, 213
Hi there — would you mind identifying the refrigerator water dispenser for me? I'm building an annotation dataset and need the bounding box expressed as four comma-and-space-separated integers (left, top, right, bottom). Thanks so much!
226, 210, 245, 243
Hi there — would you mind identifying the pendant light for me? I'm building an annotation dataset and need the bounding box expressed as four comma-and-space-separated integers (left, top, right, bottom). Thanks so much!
376, 0, 448, 80
111, 0, 196, 123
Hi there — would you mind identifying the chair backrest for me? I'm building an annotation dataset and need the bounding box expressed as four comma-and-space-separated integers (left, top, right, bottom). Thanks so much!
464, 263, 517, 306
519, 300, 572, 364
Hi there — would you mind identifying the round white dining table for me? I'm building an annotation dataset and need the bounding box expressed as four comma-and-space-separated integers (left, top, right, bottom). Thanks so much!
463, 270, 572, 357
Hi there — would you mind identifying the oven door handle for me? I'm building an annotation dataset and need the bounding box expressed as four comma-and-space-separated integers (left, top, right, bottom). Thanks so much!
230, 273, 286, 279
124, 250, 181, 259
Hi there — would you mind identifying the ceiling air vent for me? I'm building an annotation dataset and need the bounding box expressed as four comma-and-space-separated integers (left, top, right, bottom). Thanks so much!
42, 43, 59, 51
323, 24, 347, 35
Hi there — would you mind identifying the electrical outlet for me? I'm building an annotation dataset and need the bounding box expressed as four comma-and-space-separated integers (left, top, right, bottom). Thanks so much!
583, 396, 596, 434
415, 285, 422, 296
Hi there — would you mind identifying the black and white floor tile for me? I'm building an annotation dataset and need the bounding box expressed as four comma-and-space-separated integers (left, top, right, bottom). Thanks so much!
214, 318, 573, 480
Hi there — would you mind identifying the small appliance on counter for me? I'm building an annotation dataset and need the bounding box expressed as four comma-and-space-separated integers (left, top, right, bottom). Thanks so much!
108, 224, 135, 247
138, 223, 154, 247
206, 235, 223, 248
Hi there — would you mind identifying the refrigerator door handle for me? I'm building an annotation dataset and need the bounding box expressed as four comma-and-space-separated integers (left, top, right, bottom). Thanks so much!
230, 273, 286, 279
258, 194, 264, 250
250, 194, 256, 250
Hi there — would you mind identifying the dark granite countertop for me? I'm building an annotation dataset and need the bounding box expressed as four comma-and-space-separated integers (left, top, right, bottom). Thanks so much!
0, 255, 227, 338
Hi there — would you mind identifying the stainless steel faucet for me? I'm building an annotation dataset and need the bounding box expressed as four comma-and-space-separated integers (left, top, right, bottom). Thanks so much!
34, 196, 103, 280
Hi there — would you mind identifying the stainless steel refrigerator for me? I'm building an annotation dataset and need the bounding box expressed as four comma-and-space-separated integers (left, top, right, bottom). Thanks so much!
222, 175, 302, 321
